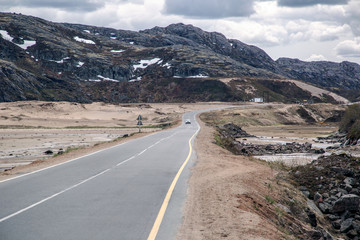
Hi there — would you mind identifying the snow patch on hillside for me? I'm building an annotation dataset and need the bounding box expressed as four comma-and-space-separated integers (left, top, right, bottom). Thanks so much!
174, 74, 209, 78
18, 40, 36, 49
129, 77, 142, 82
0, 30, 13, 41
162, 62, 171, 69
187, 74, 209, 78
74, 36, 95, 44
0, 30, 36, 49
110, 50, 125, 53
133, 58, 161, 70
88, 75, 119, 82
49, 57, 71, 64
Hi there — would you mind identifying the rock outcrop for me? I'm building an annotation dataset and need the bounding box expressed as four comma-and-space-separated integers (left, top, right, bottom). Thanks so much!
293, 154, 360, 239
217, 123, 256, 139
0, 12, 359, 103
277, 58, 360, 90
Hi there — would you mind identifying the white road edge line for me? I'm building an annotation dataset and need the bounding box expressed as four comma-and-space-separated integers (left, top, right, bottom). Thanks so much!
0, 168, 111, 223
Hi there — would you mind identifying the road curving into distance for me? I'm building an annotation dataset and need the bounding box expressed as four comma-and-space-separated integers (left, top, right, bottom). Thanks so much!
0, 110, 205, 240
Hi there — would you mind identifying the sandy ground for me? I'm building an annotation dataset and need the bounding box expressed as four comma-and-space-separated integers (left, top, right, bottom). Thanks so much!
176, 116, 286, 240
0, 101, 226, 128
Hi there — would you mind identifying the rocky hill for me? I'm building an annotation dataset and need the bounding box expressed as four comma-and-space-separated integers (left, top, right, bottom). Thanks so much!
277, 58, 360, 89
0, 12, 359, 103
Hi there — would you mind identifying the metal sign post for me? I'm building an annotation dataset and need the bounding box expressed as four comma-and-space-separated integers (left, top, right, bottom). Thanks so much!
137, 115, 143, 132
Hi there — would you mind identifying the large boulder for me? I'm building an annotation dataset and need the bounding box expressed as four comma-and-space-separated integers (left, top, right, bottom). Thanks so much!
331, 194, 360, 213
218, 123, 256, 139
340, 218, 354, 233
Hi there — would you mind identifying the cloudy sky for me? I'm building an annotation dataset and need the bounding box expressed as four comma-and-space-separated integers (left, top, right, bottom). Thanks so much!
1, 0, 360, 63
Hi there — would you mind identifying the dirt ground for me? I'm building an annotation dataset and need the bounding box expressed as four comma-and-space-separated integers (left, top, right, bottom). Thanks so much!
176, 103, 349, 239
176, 116, 286, 240
0, 101, 229, 129
0, 101, 232, 178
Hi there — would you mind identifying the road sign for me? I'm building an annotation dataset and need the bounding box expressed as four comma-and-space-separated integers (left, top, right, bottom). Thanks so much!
137, 116, 143, 132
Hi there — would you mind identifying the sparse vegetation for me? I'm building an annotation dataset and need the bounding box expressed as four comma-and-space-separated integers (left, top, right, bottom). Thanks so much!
53, 146, 82, 157
265, 195, 275, 204
339, 104, 360, 143
64, 124, 171, 130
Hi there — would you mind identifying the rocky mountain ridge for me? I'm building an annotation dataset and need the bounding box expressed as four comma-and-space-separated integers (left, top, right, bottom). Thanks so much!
0, 12, 359, 103
277, 58, 360, 90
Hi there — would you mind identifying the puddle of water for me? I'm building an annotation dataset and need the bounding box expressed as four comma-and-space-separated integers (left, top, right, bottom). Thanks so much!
245, 135, 334, 166
241, 136, 334, 149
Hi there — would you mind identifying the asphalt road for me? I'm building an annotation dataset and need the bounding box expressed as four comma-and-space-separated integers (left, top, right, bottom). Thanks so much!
0, 111, 200, 240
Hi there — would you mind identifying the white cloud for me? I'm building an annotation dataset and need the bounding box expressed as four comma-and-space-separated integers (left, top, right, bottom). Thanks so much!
306, 54, 327, 61
0, 0, 359, 63
0, 0, 145, 12
277, 0, 349, 7
343, 0, 360, 36
335, 37, 360, 57
0, 0, 105, 12
307, 22, 351, 42
163, 0, 255, 18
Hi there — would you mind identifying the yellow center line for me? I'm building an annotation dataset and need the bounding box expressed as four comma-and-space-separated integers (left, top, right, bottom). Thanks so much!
147, 129, 198, 240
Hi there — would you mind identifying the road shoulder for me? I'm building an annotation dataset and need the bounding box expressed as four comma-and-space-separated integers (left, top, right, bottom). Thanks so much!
176, 115, 285, 239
